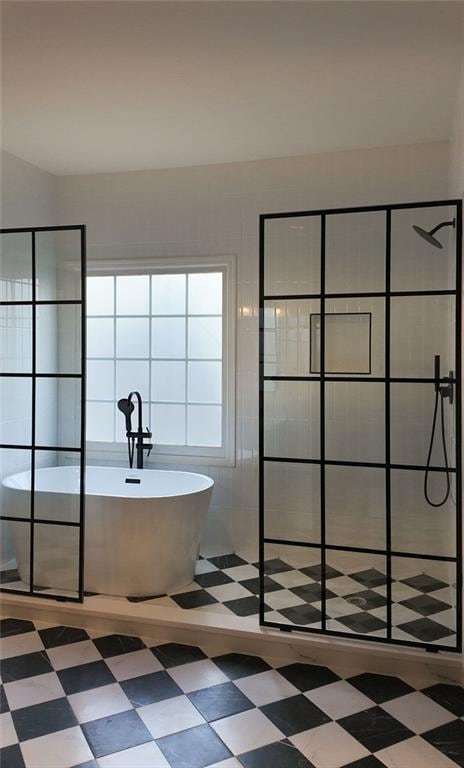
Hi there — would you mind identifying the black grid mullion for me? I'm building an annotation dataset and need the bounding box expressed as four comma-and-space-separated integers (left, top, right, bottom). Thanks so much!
29, 231, 36, 595
320, 215, 327, 630
385, 209, 392, 640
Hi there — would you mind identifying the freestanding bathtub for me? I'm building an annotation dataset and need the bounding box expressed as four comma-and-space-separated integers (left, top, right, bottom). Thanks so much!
2, 466, 214, 597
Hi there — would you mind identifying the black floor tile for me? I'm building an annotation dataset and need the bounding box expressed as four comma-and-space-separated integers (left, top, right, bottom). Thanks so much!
208, 554, 247, 570
349, 569, 388, 588
342, 758, 385, 768
11, 697, 77, 741
278, 663, 340, 692
239, 740, 314, 768
188, 681, 254, 721
422, 683, 464, 718
212, 652, 271, 680
194, 571, 234, 588
400, 574, 448, 593
0, 618, 35, 638
0, 651, 52, 683
337, 612, 387, 634
261, 694, 330, 736
127, 593, 166, 603
57, 660, 116, 695
262, 558, 293, 575
397, 617, 454, 643
121, 670, 182, 707
347, 673, 413, 703
73, 762, 99, 768
151, 642, 207, 668
241, 576, 282, 595
339, 707, 413, 752
156, 723, 231, 768
171, 590, 219, 609
399, 594, 451, 617
38, 625, 90, 649
223, 596, 262, 617
82, 709, 153, 759
423, 719, 464, 768
0, 569, 20, 585
344, 590, 388, 610
0, 685, 8, 714
291, 583, 325, 603
299, 564, 342, 581
92, 634, 145, 658
0, 744, 26, 768
279, 604, 323, 626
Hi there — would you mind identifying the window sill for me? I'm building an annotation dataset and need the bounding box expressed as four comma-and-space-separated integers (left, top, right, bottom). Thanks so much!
84, 445, 236, 468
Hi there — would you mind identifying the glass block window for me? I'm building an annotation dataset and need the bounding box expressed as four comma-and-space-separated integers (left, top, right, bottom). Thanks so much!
86, 265, 233, 460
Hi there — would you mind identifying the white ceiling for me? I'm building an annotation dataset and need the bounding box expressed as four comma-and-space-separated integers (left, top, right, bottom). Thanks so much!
2, 1, 463, 176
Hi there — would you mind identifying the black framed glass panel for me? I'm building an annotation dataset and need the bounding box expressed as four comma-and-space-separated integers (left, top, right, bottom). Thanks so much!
0, 226, 86, 602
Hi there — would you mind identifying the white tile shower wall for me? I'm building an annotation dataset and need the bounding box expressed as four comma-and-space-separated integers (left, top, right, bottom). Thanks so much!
56, 141, 451, 557
0, 151, 58, 568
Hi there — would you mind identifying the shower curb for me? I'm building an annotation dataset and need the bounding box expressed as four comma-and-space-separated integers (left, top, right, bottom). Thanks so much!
1, 592, 462, 685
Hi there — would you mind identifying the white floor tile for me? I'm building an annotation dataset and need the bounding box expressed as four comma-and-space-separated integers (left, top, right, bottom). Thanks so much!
4, 672, 65, 711
305, 680, 374, 720
211, 708, 284, 754
264, 590, 305, 611
104, 649, 163, 681
222, 565, 259, 581
327, 577, 363, 596
381, 691, 455, 734
0, 632, 44, 660
97, 740, 170, 768
144, 596, 179, 608
46, 640, 101, 670
375, 735, 459, 768
19, 725, 93, 768
270, 571, 313, 589
0, 712, 18, 748
68, 683, 132, 723
138, 694, 205, 738
208, 760, 242, 768
234, 670, 299, 706
167, 659, 228, 693
291, 721, 369, 768
206, 583, 252, 602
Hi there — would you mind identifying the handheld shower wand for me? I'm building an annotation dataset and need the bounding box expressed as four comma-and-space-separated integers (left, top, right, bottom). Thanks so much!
117, 392, 152, 469
424, 355, 453, 507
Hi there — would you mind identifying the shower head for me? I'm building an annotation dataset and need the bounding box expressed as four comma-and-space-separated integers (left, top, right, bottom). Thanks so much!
117, 397, 135, 433
412, 218, 456, 249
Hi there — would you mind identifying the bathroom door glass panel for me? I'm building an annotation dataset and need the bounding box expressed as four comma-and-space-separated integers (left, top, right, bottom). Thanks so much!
260, 201, 461, 652
0, 226, 86, 602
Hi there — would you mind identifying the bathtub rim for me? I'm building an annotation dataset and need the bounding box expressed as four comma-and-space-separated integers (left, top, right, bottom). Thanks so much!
2, 465, 215, 500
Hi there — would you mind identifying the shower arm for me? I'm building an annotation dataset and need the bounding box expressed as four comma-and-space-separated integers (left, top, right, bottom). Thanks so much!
429, 220, 456, 236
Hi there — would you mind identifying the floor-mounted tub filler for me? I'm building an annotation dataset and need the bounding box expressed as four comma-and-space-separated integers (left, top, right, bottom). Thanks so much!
3, 466, 213, 597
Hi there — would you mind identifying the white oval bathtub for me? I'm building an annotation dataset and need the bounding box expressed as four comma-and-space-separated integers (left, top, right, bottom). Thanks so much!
3, 466, 214, 597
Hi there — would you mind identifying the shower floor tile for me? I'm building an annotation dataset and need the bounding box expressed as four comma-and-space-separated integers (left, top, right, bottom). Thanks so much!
2, 616, 462, 768
1, 553, 458, 649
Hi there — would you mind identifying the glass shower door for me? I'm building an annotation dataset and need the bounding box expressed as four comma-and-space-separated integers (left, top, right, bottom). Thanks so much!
259, 201, 461, 651
0, 226, 86, 601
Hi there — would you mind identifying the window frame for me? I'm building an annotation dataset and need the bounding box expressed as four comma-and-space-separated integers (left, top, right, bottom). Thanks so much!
85, 254, 236, 467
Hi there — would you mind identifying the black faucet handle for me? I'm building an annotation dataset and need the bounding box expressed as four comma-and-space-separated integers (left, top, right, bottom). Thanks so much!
146, 444, 153, 458
145, 427, 152, 438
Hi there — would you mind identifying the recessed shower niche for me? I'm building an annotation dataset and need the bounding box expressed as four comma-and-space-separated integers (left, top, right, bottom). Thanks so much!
259, 200, 462, 651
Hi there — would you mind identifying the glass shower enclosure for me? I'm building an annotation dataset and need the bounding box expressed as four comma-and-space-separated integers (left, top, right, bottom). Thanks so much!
259, 200, 462, 651
0, 226, 86, 602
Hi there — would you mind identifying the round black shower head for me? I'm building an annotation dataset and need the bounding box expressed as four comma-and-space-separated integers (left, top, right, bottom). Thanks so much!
413, 224, 443, 249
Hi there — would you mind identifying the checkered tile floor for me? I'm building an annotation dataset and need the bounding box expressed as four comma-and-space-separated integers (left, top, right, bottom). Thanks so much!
1, 617, 463, 768
1, 553, 457, 647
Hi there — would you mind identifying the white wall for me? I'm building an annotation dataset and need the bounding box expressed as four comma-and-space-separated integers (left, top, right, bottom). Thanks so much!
57, 140, 451, 556
450, 58, 464, 199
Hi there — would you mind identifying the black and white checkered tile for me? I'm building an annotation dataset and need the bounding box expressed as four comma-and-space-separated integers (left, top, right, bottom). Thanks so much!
1, 553, 457, 646
1, 616, 463, 768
